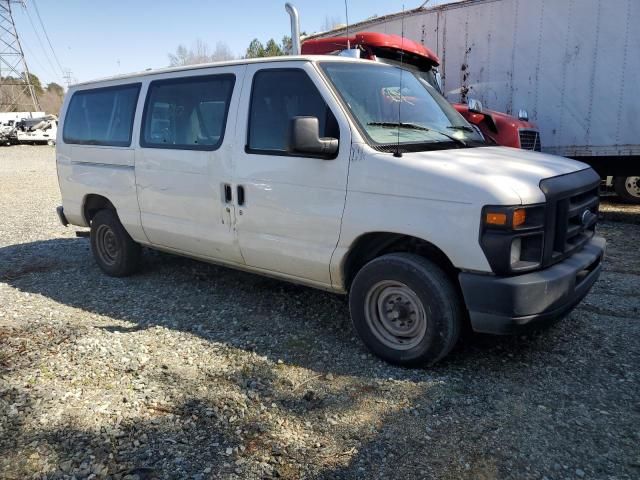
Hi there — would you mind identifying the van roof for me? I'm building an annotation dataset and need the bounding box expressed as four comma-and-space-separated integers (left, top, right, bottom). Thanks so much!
72, 55, 369, 88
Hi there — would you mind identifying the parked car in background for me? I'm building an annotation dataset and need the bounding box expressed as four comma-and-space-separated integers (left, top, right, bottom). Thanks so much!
16, 115, 58, 145
0, 114, 58, 146
0, 119, 17, 145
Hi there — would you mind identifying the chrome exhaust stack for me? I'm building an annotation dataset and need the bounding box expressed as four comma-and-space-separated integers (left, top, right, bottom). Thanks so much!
285, 3, 301, 55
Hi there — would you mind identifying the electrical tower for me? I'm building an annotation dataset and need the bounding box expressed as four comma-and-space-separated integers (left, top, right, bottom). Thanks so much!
0, 0, 40, 112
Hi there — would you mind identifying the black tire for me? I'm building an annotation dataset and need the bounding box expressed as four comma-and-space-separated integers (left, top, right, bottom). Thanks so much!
90, 209, 141, 277
613, 176, 640, 204
349, 253, 462, 366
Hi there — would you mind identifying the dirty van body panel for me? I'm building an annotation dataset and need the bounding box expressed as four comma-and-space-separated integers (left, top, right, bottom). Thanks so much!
57, 145, 141, 242
333, 145, 591, 283
135, 67, 245, 263
233, 62, 351, 286
55, 82, 147, 243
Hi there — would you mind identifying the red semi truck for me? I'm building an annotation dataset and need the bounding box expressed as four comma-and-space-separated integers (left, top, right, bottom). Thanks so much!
302, 32, 541, 151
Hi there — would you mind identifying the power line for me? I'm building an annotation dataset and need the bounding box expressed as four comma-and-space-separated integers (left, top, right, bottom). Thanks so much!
21, 3, 61, 81
30, 0, 64, 75
20, 36, 60, 81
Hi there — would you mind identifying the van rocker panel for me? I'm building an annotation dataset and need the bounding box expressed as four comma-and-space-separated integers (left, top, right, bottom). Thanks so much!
459, 236, 605, 334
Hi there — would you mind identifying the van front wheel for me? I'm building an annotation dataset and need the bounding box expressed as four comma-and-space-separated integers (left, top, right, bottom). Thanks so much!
90, 209, 141, 277
349, 253, 462, 366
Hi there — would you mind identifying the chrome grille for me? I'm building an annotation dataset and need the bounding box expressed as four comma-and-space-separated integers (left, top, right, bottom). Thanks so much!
519, 129, 541, 151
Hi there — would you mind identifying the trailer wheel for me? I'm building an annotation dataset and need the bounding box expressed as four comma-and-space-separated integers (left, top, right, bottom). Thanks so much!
349, 253, 462, 366
613, 176, 640, 204
90, 209, 141, 277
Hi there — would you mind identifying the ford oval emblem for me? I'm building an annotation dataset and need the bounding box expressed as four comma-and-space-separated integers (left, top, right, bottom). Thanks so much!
581, 209, 591, 226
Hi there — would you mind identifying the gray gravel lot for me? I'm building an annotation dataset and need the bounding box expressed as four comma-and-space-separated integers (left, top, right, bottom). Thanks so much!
1, 146, 639, 480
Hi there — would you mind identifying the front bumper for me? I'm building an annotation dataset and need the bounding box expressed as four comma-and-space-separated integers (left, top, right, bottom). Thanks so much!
459, 236, 606, 334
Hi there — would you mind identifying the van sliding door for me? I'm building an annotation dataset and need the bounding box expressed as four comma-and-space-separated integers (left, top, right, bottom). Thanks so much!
135, 68, 245, 263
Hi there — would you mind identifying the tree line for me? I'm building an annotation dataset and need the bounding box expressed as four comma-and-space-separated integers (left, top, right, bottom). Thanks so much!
0, 72, 65, 114
168, 35, 299, 67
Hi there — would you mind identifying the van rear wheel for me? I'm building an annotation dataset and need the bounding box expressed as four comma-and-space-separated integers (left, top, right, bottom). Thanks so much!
90, 209, 141, 277
349, 253, 462, 366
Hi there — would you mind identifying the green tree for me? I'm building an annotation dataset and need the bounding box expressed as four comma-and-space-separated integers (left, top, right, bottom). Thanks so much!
46, 82, 64, 97
26, 72, 43, 96
281, 35, 292, 54
245, 39, 265, 59
264, 39, 283, 57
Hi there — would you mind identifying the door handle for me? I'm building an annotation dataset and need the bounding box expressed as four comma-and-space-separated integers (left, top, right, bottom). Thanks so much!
223, 183, 232, 203
237, 185, 245, 206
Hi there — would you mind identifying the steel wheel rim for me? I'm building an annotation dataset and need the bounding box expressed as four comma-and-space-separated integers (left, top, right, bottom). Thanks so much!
625, 177, 640, 198
95, 224, 119, 266
364, 280, 428, 350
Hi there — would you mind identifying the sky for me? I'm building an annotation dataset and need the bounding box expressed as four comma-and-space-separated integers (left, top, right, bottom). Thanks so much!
9, 0, 451, 87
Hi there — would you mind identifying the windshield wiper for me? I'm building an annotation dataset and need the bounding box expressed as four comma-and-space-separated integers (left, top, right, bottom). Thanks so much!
368, 121, 432, 132
367, 122, 467, 147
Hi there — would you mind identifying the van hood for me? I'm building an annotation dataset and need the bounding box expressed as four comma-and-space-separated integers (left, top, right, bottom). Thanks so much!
360, 146, 591, 205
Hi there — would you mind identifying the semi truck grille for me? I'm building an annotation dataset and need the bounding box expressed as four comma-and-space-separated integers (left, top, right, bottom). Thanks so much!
539, 169, 600, 267
519, 129, 541, 151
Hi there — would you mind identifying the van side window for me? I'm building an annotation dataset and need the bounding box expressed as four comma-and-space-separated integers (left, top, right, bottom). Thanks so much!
63, 84, 140, 147
247, 69, 339, 154
141, 74, 235, 151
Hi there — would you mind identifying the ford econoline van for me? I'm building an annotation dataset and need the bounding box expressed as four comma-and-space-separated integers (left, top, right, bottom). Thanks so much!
55, 56, 605, 365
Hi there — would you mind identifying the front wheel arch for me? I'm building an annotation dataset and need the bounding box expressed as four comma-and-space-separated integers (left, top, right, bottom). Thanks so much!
341, 232, 459, 291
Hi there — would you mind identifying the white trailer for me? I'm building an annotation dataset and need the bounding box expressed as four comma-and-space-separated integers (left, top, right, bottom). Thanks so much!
315, 0, 640, 201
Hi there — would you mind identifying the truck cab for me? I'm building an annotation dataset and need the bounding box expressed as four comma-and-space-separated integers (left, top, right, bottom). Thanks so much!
302, 32, 541, 151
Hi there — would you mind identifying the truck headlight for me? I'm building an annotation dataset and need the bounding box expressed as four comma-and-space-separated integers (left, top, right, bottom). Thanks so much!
480, 204, 546, 275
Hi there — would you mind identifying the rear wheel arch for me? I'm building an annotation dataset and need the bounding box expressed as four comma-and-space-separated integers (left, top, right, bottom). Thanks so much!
342, 232, 459, 291
83, 194, 116, 225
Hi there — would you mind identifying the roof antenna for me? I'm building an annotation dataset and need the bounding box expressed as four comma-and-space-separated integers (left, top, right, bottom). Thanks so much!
394, 5, 406, 158
344, 0, 350, 48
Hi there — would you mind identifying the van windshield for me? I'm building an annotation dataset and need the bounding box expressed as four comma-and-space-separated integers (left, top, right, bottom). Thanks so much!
319, 61, 485, 150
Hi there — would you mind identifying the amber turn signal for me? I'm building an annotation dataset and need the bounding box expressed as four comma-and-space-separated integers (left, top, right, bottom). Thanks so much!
513, 208, 527, 227
485, 212, 507, 226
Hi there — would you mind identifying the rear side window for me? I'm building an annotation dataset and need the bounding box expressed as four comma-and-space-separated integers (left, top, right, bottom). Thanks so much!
63, 84, 140, 146
141, 74, 235, 151
247, 69, 338, 154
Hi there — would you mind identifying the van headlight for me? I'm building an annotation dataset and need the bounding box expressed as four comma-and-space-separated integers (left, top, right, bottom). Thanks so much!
480, 204, 546, 275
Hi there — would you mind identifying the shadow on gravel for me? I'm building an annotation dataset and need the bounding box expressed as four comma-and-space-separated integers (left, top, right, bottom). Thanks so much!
0, 388, 279, 479
0, 237, 547, 378
2, 238, 638, 479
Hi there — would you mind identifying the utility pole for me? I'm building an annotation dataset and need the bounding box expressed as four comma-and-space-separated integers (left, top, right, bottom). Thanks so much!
0, 0, 40, 112
62, 69, 74, 88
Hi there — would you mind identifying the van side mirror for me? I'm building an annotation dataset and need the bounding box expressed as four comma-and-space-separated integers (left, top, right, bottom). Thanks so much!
467, 98, 484, 114
290, 116, 338, 157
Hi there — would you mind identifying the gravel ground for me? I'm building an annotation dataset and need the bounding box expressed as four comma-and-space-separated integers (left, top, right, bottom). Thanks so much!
1, 146, 638, 480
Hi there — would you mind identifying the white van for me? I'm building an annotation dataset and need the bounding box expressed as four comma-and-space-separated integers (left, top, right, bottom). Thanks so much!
55, 56, 605, 365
